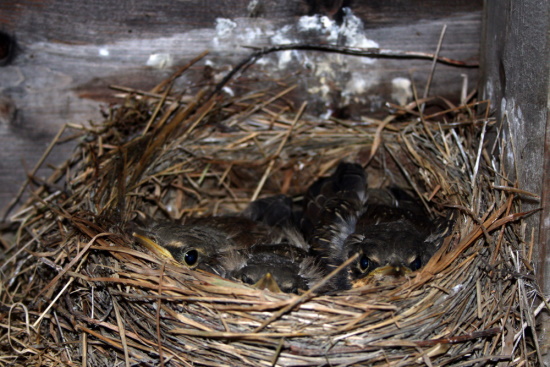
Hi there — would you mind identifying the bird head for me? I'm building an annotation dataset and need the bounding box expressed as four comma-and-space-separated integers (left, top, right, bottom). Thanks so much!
234, 252, 321, 294
237, 259, 306, 293
133, 221, 246, 277
345, 221, 434, 285
230, 238, 321, 294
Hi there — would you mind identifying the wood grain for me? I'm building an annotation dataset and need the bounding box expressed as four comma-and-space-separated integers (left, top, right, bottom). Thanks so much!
0, 0, 482, 213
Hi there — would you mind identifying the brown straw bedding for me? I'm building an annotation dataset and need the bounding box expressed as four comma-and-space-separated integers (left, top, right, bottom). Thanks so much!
0, 50, 544, 366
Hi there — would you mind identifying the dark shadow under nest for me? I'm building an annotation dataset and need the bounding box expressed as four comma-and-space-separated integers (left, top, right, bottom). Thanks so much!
0, 51, 545, 366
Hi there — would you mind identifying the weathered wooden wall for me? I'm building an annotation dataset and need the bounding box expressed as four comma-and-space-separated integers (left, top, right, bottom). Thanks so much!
479, 0, 550, 361
480, 0, 550, 365
0, 1, 482, 215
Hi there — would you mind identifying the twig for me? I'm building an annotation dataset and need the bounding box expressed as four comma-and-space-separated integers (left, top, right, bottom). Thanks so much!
156, 262, 166, 367
112, 296, 131, 367
207, 43, 478, 100
491, 185, 541, 200
471, 120, 488, 189
414, 327, 502, 347
420, 24, 447, 114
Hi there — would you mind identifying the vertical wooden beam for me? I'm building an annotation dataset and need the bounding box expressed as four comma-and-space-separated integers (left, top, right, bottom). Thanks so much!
480, 0, 550, 361
541, 68, 550, 363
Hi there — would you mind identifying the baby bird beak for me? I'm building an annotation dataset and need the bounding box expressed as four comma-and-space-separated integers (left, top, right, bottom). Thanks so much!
133, 232, 176, 261
252, 272, 283, 293
369, 264, 412, 277
351, 265, 412, 288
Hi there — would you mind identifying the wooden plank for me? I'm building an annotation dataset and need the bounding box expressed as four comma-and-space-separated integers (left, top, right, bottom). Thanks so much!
0, 0, 482, 213
480, 0, 550, 362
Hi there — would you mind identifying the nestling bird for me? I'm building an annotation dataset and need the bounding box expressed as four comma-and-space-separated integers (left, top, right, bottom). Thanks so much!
301, 162, 451, 291
345, 187, 452, 287
239, 194, 322, 293
231, 241, 322, 293
133, 216, 273, 278
133, 194, 322, 293
301, 161, 368, 291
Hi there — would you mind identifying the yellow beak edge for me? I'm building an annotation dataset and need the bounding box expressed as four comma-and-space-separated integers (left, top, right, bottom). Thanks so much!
133, 232, 176, 261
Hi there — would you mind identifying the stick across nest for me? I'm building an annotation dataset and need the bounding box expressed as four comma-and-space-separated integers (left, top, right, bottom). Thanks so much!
0, 52, 544, 366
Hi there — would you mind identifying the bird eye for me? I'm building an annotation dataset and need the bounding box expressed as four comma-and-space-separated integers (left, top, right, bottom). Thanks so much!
358, 255, 371, 273
183, 249, 199, 267
409, 256, 422, 271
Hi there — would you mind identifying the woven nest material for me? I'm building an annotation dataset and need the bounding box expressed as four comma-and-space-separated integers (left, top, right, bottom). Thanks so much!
0, 52, 544, 366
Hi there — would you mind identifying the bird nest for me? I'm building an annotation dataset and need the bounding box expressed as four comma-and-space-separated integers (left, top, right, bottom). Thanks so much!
0, 52, 544, 366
